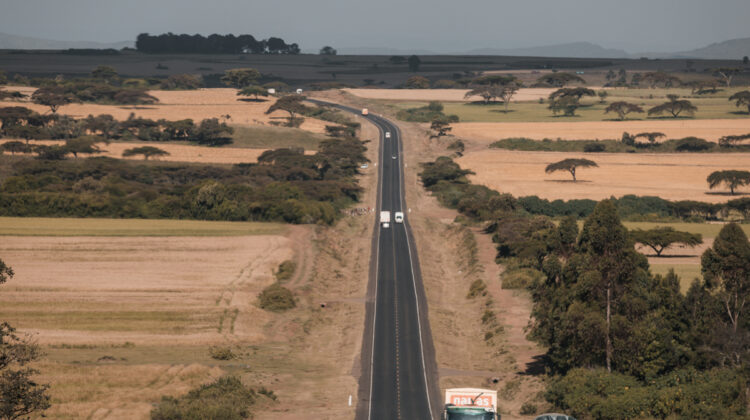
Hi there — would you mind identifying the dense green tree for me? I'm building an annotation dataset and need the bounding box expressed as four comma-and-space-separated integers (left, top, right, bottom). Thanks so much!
122, 146, 170, 160
630, 226, 703, 256
729, 91, 750, 114
707, 170, 750, 195
702, 223, 750, 334
194, 118, 234, 146
237, 85, 269, 101
597, 90, 608, 103
419, 156, 474, 187
408, 55, 421, 72
548, 88, 595, 116
112, 90, 158, 105
0, 259, 51, 420
404, 76, 430, 89
545, 158, 598, 182
3, 125, 44, 144
91, 65, 118, 83
160, 74, 203, 90
648, 94, 697, 118
319, 46, 337, 55
221, 68, 261, 89
604, 101, 644, 120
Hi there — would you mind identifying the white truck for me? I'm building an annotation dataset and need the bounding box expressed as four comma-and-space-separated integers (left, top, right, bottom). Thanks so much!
380, 211, 391, 228
444, 388, 498, 420
361, 108, 369, 115
394, 212, 404, 223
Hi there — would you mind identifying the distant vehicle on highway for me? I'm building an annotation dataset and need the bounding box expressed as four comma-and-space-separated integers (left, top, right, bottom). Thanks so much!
385, 132, 391, 138
394, 212, 404, 223
380, 211, 390, 228
392, 155, 397, 159
360, 163, 369, 169
361, 108, 369, 115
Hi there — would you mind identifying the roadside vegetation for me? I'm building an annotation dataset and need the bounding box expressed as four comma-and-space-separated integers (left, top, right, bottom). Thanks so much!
419, 156, 750, 418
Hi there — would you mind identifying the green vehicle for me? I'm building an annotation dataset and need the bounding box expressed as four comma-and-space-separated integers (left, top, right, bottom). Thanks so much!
445, 405, 497, 419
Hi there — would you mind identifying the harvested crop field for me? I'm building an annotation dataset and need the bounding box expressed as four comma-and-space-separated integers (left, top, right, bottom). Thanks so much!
457, 150, 750, 203
344, 87, 556, 102
0, 88, 331, 134
452, 119, 750, 144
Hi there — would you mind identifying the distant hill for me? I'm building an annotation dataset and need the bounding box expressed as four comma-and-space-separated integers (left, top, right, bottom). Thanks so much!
0, 32, 132, 50
466, 42, 629, 58
671, 37, 750, 59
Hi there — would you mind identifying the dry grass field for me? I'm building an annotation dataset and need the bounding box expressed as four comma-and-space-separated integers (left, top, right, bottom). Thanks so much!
457, 149, 750, 203
0, 88, 331, 134
451, 118, 750, 144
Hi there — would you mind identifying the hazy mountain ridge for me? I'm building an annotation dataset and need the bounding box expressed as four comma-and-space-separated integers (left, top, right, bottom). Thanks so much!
466, 42, 629, 58
0, 32, 132, 50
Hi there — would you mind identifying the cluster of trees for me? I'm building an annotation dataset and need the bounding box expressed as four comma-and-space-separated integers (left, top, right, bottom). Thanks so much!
396, 101, 459, 123
0, 107, 234, 146
419, 156, 750, 417
0, 127, 368, 224
136, 33, 300, 54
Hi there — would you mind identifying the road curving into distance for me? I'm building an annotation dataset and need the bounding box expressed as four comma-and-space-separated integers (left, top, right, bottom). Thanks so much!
309, 100, 440, 420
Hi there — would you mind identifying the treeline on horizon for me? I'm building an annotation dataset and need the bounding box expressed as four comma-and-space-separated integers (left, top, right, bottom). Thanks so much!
135, 33, 300, 54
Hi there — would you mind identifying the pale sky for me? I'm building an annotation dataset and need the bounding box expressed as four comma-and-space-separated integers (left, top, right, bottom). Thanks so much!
2, 0, 749, 53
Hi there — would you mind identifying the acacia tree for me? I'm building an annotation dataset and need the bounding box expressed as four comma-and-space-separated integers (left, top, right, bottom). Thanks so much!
702, 223, 750, 334
31, 87, 73, 114
430, 117, 452, 138
0, 259, 51, 420
713, 68, 742, 87
64, 136, 104, 158
265, 95, 309, 126
0, 141, 31, 155
534, 72, 585, 87
122, 146, 170, 160
545, 158, 598, 182
707, 170, 750, 195
221, 68, 261, 89
729, 91, 750, 114
718, 133, 750, 147
604, 101, 644, 120
641, 71, 682, 88
630, 227, 703, 256
237, 85, 269, 101
548, 88, 595, 116
464, 85, 501, 104
648, 94, 697, 118
634, 132, 666, 144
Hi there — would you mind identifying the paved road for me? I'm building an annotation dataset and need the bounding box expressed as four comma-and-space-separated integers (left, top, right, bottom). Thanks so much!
309, 101, 440, 420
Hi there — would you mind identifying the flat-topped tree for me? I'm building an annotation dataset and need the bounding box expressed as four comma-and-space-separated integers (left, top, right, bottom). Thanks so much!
31, 87, 74, 113
545, 158, 598, 182
641, 71, 681, 88
221, 68, 260, 89
634, 132, 666, 144
91, 65, 118, 83
707, 170, 750, 195
238, 85, 269, 101
604, 101, 644, 120
0, 141, 31, 155
534, 72, 585, 87
718, 133, 750, 147
630, 227, 703, 256
430, 117, 452, 138
729, 91, 750, 114
548, 88, 595, 116
465, 85, 502, 104
122, 146, 170, 160
648, 94, 697, 118
266, 95, 309, 127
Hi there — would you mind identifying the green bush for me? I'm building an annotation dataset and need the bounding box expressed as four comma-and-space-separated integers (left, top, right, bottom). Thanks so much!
467, 279, 487, 298
258, 283, 296, 312
501, 267, 543, 289
150, 376, 268, 420
274, 260, 296, 282
396, 102, 459, 123
209, 346, 235, 360
520, 402, 538, 415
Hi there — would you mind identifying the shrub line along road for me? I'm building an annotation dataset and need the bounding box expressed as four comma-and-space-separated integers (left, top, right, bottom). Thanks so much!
310, 100, 440, 419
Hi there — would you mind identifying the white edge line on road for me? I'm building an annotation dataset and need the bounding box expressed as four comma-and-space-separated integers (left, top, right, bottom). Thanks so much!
367, 115, 384, 420
392, 118, 435, 420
